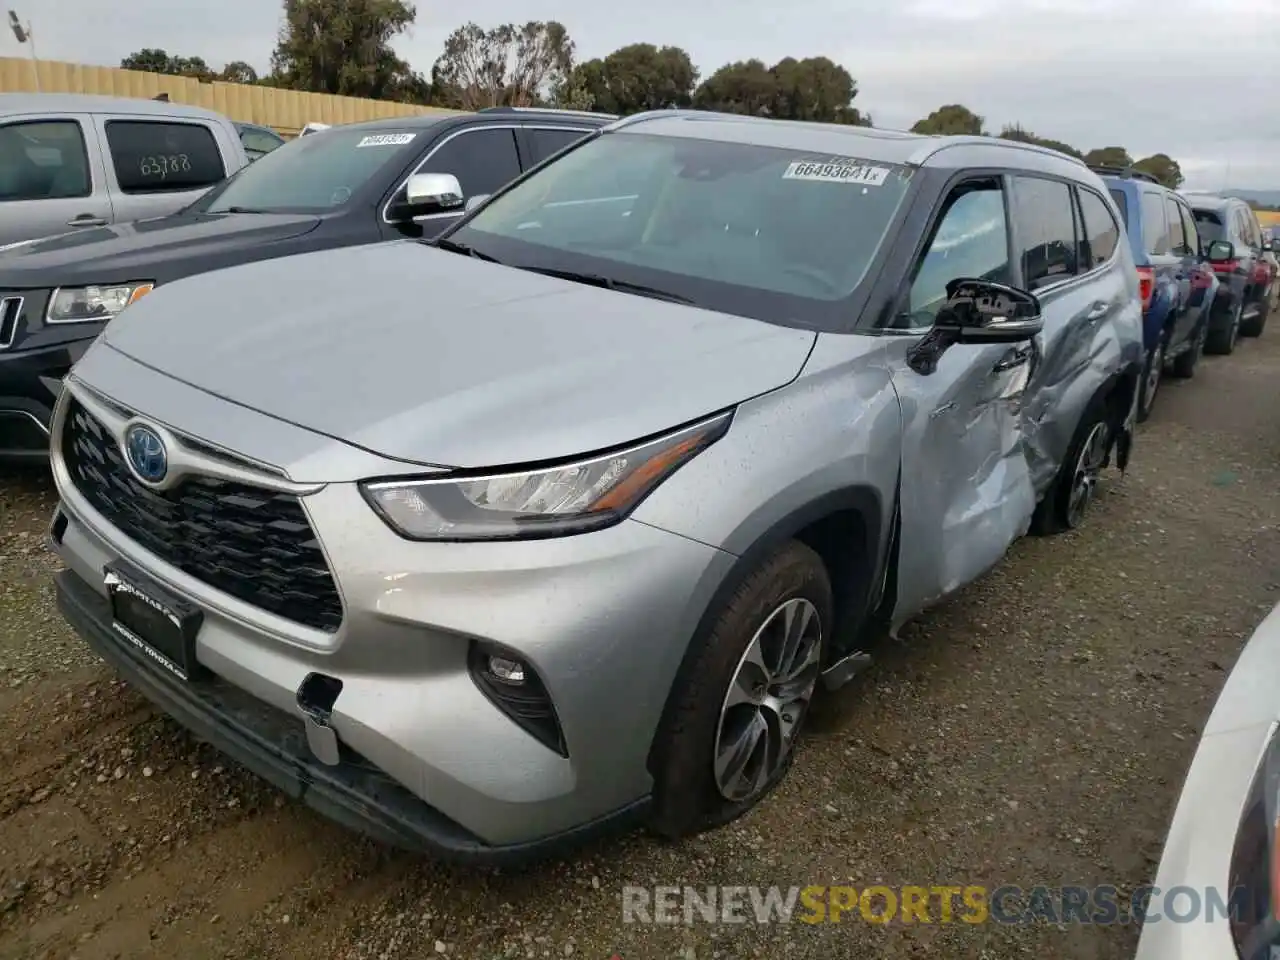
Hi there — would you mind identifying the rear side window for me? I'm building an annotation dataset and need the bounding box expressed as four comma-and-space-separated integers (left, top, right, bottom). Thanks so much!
1078, 189, 1120, 268
1108, 188, 1129, 226
418, 128, 521, 199
1165, 197, 1190, 255
1177, 203, 1200, 254
104, 120, 226, 194
1140, 191, 1169, 255
1011, 176, 1079, 288
525, 128, 591, 166
0, 119, 91, 202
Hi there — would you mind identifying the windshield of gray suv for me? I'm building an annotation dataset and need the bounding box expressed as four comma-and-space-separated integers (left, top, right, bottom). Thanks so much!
201, 127, 424, 213
448, 131, 915, 328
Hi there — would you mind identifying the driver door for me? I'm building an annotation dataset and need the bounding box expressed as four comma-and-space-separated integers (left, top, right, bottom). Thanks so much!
880, 176, 1040, 626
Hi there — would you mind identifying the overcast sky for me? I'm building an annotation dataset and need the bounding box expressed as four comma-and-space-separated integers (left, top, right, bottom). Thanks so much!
15, 0, 1280, 188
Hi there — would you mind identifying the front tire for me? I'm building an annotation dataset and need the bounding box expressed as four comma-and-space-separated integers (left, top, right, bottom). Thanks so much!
1169, 321, 1204, 379
1240, 294, 1269, 338
1205, 300, 1242, 355
649, 540, 833, 839
1136, 340, 1164, 423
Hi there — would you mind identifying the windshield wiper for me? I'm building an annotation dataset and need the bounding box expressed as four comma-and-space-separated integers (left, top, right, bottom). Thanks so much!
519, 267, 697, 305
218, 206, 273, 214
433, 236, 501, 263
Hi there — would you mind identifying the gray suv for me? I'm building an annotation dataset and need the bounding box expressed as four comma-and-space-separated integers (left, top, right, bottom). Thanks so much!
48, 111, 1144, 862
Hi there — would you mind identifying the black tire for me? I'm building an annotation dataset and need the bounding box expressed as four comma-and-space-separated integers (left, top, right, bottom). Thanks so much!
1169, 321, 1204, 379
649, 540, 833, 839
1240, 295, 1269, 338
1030, 395, 1111, 537
1135, 340, 1164, 424
1205, 300, 1242, 355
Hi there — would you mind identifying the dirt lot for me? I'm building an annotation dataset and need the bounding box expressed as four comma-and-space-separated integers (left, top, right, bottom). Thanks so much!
1, 331, 1279, 960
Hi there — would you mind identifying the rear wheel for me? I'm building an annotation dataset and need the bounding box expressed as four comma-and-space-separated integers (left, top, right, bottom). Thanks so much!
1169, 321, 1205, 379
1205, 300, 1242, 355
649, 540, 832, 839
1031, 398, 1111, 536
1240, 294, 1269, 338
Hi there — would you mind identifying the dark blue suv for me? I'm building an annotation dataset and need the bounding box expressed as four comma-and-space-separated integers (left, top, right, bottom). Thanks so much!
1096, 168, 1220, 421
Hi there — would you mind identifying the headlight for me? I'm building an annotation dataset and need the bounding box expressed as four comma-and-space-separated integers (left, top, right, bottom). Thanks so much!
361, 412, 732, 541
1230, 723, 1280, 958
46, 282, 154, 324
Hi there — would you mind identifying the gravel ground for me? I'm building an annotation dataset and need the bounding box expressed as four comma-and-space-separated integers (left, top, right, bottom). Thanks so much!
1, 326, 1279, 960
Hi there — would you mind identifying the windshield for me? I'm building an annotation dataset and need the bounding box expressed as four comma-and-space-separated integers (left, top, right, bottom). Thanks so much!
449, 131, 915, 328
202, 127, 423, 213
1193, 209, 1225, 243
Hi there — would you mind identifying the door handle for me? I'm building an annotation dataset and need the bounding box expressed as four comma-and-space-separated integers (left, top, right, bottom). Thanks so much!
992, 345, 1032, 373
67, 215, 107, 227
1086, 301, 1109, 322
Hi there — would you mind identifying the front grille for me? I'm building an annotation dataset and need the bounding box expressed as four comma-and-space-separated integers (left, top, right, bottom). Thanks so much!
0, 296, 23, 349
61, 398, 343, 632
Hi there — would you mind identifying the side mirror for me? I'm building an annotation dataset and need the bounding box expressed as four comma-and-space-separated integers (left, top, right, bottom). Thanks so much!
464, 193, 490, 212
390, 172, 464, 221
905, 279, 1043, 376
935, 279, 1044, 344
1206, 239, 1235, 262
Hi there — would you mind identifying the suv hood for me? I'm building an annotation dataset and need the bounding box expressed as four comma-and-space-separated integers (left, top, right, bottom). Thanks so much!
0, 212, 321, 288
101, 241, 817, 468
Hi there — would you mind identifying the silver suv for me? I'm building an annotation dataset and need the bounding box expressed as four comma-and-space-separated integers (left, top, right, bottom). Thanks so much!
48, 111, 1144, 862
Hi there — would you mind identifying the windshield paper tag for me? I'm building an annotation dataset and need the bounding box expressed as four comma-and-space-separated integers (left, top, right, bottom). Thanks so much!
357, 133, 416, 148
783, 160, 890, 186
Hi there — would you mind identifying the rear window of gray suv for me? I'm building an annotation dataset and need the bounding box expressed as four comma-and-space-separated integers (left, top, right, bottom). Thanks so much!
455, 131, 914, 327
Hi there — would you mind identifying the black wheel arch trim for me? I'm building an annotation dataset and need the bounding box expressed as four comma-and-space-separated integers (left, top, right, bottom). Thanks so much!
645, 483, 886, 777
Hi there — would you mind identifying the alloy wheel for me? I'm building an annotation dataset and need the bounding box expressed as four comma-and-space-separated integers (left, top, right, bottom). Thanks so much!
1066, 422, 1110, 528
713, 598, 822, 802
1141, 343, 1163, 416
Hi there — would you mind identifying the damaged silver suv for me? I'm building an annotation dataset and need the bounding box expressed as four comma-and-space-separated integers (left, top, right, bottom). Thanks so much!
48, 110, 1144, 862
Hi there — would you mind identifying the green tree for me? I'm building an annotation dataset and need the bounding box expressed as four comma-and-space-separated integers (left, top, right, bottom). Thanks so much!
692, 59, 777, 116
120, 49, 214, 80
1132, 153, 1184, 189
270, 0, 417, 100
572, 43, 698, 114
999, 124, 1082, 159
1083, 146, 1133, 169
911, 104, 984, 136
431, 21, 576, 111
219, 61, 259, 84
692, 56, 869, 125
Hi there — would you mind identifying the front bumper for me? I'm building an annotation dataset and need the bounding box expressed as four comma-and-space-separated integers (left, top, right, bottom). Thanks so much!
49, 375, 736, 854
0, 338, 91, 460
54, 563, 649, 863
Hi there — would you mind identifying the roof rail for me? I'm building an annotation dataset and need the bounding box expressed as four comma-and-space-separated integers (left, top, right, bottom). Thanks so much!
476, 105, 618, 120
1088, 164, 1160, 185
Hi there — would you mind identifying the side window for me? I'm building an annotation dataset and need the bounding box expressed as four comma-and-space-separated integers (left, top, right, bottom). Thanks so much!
525, 128, 591, 167
419, 128, 521, 199
239, 127, 284, 161
1140, 191, 1169, 255
905, 183, 1010, 327
1177, 203, 1200, 255
0, 119, 91, 202
1011, 176, 1079, 289
104, 120, 226, 193
1078, 188, 1120, 268
1165, 197, 1190, 255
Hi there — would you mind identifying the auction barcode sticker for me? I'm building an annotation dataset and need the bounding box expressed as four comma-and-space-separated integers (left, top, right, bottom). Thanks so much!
357, 133, 417, 148
783, 160, 891, 186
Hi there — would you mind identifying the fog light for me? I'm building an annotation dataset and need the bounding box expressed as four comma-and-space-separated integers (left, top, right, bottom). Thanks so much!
488, 655, 526, 684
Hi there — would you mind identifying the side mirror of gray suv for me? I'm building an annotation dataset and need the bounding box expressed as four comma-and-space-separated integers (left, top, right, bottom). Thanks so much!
390, 172, 465, 221
905, 278, 1043, 375
1206, 239, 1236, 262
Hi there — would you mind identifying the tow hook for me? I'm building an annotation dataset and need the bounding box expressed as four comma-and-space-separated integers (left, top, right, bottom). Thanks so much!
296, 673, 344, 766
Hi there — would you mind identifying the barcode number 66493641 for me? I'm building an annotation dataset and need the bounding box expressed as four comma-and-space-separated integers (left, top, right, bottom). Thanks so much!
138, 154, 191, 178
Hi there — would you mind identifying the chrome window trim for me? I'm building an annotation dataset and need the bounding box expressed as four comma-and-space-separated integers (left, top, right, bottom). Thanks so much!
380, 123, 596, 225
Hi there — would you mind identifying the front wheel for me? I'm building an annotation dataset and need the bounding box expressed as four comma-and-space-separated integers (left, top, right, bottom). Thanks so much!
649, 540, 833, 839
1136, 340, 1164, 423
1205, 300, 1242, 355
1169, 321, 1205, 379
1240, 294, 1269, 338
1031, 399, 1111, 536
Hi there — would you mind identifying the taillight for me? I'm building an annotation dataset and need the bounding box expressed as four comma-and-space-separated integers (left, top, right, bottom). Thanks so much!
1213, 259, 1240, 276
1136, 266, 1154, 310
